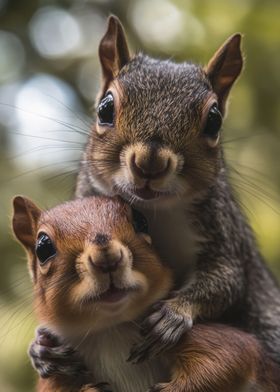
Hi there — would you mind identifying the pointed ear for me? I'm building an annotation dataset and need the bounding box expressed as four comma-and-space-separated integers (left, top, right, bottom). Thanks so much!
205, 34, 243, 115
99, 15, 131, 92
12, 196, 41, 252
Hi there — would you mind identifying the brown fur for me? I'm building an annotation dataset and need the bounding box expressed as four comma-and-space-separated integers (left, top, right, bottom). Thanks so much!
13, 195, 172, 332
36, 378, 98, 392
159, 324, 280, 392
37, 377, 102, 392
12, 195, 280, 392
12, 195, 172, 391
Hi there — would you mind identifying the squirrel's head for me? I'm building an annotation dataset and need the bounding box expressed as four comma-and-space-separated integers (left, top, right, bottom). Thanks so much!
82, 16, 243, 207
12, 196, 172, 335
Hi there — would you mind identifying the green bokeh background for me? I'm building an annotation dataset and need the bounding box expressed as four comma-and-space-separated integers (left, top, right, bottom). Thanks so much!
0, 0, 280, 390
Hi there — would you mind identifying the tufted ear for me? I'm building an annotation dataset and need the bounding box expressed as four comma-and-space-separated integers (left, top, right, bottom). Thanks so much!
205, 34, 243, 115
12, 196, 41, 253
99, 15, 131, 93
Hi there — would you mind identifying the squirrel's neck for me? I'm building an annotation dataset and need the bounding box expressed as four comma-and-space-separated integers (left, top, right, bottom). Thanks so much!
70, 324, 168, 392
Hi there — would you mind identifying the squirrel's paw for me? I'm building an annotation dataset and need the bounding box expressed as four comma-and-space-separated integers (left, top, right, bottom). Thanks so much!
128, 295, 193, 363
29, 326, 89, 379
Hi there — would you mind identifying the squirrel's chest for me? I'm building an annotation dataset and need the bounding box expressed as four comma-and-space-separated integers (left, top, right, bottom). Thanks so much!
142, 205, 201, 286
77, 326, 168, 392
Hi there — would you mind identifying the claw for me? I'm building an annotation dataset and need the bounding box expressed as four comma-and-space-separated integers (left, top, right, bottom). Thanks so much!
29, 327, 89, 379
129, 299, 193, 363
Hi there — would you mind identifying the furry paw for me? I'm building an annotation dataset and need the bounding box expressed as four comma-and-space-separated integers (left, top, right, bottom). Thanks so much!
29, 326, 89, 379
128, 296, 193, 363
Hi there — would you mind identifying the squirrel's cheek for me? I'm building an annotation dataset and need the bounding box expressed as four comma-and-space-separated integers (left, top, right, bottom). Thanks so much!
125, 270, 149, 294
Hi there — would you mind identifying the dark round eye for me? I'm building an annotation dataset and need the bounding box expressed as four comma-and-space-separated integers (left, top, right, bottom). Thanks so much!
36, 233, 56, 265
203, 104, 222, 138
97, 92, 114, 126
132, 208, 149, 235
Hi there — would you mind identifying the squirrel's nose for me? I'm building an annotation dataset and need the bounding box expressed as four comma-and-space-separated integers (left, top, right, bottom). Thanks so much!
88, 235, 123, 273
88, 253, 122, 273
130, 153, 170, 180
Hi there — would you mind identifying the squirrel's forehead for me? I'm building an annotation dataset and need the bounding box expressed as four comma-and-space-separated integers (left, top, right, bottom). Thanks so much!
39, 198, 128, 237
118, 56, 210, 102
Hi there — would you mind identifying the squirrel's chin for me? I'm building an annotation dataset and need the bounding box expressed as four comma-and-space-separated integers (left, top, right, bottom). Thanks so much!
121, 189, 179, 208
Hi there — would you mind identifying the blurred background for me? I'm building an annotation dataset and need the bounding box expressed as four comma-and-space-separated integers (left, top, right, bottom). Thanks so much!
0, 0, 280, 390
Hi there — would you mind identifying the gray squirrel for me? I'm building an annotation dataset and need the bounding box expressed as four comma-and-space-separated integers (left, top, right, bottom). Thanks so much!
31, 15, 280, 374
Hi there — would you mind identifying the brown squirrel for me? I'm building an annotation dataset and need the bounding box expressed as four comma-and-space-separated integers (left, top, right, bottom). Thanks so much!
12, 195, 280, 392
73, 15, 280, 364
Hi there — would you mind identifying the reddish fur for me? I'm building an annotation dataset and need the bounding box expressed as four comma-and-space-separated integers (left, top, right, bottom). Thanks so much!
36, 324, 280, 392
37, 378, 98, 392
160, 323, 280, 392
13, 194, 280, 392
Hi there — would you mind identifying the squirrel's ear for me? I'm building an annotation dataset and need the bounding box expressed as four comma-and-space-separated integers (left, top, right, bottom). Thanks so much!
205, 34, 243, 114
12, 196, 41, 252
99, 15, 130, 92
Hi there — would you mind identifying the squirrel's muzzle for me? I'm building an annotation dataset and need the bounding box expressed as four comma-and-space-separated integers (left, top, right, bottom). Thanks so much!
85, 237, 125, 274
126, 142, 177, 184
131, 152, 170, 180
88, 247, 123, 274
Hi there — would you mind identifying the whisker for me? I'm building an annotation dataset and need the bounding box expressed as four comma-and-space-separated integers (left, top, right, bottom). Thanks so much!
40, 93, 92, 129
3, 160, 80, 183
9, 130, 86, 145
0, 102, 90, 134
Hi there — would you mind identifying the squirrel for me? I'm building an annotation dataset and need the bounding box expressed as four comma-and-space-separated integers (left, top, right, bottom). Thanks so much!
12, 195, 280, 392
70, 15, 280, 364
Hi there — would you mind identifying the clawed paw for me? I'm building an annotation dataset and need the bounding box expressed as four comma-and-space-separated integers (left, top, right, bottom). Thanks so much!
128, 297, 193, 363
29, 326, 89, 379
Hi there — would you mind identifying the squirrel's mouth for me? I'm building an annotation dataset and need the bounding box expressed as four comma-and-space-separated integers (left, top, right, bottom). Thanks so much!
99, 285, 129, 303
115, 183, 172, 201
134, 186, 160, 200
82, 283, 139, 306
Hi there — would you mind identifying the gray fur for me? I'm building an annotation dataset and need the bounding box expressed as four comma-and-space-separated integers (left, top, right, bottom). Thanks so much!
76, 52, 280, 365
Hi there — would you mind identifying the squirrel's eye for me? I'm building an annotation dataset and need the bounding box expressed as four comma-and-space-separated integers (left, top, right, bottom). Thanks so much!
132, 208, 149, 235
97, 92, 114, 126
203, 104, 222, 138
36, 233, 56, 265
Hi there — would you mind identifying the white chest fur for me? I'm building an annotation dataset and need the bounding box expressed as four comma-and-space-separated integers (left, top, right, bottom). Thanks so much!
140, 204, 201, 287
76, 324, 168, 392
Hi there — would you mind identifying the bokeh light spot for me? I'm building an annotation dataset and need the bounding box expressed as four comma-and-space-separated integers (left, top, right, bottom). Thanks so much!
0, 31, 25, 83
29, 6, 82, 59
12, 74, 85, 167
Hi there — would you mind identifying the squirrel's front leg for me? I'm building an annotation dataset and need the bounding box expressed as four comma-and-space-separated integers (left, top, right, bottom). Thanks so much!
129, 257, 243, 362
30, 327, 112, 392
